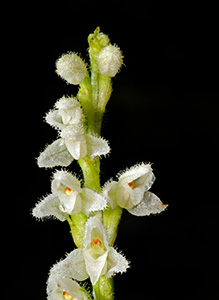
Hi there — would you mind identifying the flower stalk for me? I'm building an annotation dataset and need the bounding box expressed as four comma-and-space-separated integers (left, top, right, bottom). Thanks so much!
32, 27, 168, 300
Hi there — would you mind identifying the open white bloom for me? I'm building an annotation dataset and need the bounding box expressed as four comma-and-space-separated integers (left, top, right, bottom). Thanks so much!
56, 52, 87, 85
46, 96, 84, 131
97, 45, 123, 77
37, 125, 110, 168
32, 170, 107, 221
47, 275, 88, 300
103, 163, 168, 216
50, 217, 129, 285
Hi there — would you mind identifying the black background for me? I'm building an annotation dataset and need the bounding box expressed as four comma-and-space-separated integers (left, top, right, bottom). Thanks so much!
17, 2, 219, 299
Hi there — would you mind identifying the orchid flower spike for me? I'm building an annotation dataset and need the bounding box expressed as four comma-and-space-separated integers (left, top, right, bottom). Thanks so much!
32, 170, 107, 221
47, 275, 89, 300
50, 217, 129, 285
103, 163, 168, 216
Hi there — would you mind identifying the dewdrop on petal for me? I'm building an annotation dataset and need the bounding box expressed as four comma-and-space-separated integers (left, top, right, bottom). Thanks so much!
56, 52, 87, 85
97, 45, 123, 77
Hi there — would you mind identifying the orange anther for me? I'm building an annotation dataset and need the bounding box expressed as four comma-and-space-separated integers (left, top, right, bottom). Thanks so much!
64, 186, 74, 196
91, 237, 102, 247
128, 181, 135, 189
63, 291, 73, 299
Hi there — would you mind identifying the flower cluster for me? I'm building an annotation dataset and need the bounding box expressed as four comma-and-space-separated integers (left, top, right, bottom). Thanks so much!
32, 27, 168, 300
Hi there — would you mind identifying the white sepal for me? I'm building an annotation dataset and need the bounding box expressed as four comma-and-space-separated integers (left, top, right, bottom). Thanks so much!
50, 249, 88, 282
37, 138, 74, 168
32, 194, 68, 221
106, 247, 130, 279
80, 188, 107, 216
86, 134, 110, 159
128, 191, 168, 216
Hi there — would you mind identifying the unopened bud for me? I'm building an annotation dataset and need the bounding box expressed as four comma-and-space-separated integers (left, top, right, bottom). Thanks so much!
56, 52, 86, 85
97, 45, 123, 77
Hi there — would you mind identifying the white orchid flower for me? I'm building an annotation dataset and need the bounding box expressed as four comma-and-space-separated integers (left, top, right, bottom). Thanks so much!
45, 96, 84, 131
37, 125, 110, 168
32, 170, 107, 221
47, 275, 89, 300
50, 217, 129, 285
103, 163, 168, 216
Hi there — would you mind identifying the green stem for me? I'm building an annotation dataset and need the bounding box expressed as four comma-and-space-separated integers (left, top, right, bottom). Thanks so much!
78, 156, 101, 192
93, 276, 114, 300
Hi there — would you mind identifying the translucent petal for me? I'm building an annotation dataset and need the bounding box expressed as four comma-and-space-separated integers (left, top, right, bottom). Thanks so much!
86, 134, 110, 159
32, 194, 68, 221
37, 138, 73, 168
128, 191, 168, 216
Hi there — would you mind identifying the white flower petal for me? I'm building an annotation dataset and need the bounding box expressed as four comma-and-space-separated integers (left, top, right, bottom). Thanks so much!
80, 188, 107, 216
51, 249, 88, 282
128, 191, 168, 216
32, 194, 68, 221
106, 247, 129, 278
37, 138, 73, 168
86, 134, 110, 159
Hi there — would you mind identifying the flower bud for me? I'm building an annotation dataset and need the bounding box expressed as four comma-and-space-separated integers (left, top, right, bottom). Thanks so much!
97, 45, 123, 77
56, 52, 87, 85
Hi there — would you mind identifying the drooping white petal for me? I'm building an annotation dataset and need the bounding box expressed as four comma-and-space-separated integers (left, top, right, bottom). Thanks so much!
65, 138, 87, 160
84, 249, 108, 285
80, 188, 107, 216
32, 194, 68, 221
37, 138, 73, 168
106, 247, 129, 279
86, 134, 110, 159
128, 191, 168, 216
50, 249, 88, 282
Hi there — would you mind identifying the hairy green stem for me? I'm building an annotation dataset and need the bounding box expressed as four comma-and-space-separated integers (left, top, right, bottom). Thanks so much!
93, 276, 114, 300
